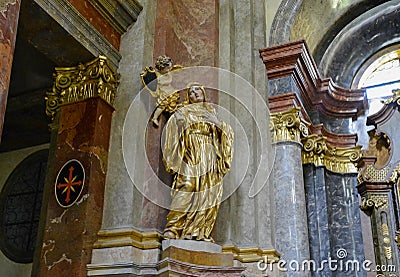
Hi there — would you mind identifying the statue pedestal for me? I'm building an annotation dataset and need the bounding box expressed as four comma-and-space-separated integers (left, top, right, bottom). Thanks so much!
159, 240, 245, 276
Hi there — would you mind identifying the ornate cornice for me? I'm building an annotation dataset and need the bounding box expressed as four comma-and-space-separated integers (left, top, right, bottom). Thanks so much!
93, 228, 162, 250
87, 0, 142, 34
268, 92, 311, 123
260, 40, 367, 119
270, 107, 309, 143
268, 93, 362, 173
45, 56, 120, 120
222, 245, 280, 263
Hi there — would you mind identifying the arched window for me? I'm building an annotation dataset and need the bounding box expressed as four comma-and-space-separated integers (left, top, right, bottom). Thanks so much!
354, 46, 400, 115
0, 149, 48, 263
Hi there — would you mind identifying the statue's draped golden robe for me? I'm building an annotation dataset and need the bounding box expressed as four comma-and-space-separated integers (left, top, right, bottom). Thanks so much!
162, 103, 234, 241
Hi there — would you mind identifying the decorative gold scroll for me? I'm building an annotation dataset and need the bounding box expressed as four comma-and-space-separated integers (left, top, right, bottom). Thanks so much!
301, 134, 327, 167
45, 56, 120, 120
395, 230, 400, 251
270, 107, 361, 173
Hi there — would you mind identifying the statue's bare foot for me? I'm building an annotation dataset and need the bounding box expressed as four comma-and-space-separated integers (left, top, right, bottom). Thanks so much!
163, 231, 176, 239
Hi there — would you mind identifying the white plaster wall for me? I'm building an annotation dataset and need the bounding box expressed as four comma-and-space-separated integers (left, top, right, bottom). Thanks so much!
0, 144, 49, 277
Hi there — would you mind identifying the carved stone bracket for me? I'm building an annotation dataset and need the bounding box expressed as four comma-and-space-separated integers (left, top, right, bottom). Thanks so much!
45, 56, 120, 120
270, 107, 309, 143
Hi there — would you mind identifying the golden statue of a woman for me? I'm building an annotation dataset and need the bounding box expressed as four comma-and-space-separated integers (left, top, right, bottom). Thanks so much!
162, 83, 234, 241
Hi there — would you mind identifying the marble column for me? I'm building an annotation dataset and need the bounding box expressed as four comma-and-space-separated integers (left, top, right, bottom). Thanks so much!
269, 107, 311, 276
303, 164, 331, 276
325, 172, 365, 276
273, 141, 311, 276
0, 0, 20, 140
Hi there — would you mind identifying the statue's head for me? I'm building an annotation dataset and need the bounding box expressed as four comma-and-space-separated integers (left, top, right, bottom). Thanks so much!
187, 82, 207, 104
155, 55, 173, 73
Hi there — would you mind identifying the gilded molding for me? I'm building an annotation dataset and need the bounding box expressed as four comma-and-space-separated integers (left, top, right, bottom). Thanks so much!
222, 245, 280, 263
270, 107, 309, 142
301, 134, 361, 174
45, 56, 120, 120
93, 228, 162, 250
360, 194, 388, 215
384, 246, 392, 260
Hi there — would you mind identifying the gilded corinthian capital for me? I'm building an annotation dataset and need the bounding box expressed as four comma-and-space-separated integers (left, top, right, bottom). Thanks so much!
270, 107, 309, 142
45, 56, 120, 120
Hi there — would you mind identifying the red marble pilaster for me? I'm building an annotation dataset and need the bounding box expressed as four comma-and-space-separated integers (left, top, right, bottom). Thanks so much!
39, 98, 113, 277
0, 0, 20, 142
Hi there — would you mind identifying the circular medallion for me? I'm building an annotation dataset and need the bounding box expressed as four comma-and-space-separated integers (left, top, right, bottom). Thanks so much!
54, 159, 85, 208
